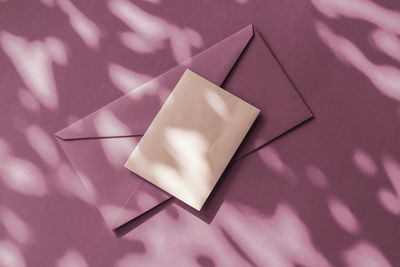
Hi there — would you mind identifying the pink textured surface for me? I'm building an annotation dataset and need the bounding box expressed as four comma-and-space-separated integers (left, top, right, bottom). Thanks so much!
1, 0, 400, 266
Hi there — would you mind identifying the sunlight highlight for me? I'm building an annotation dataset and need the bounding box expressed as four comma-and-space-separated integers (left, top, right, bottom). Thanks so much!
118, 197, 331, 266
93, 110, 130, 137
205, 90, 229, 118
56, 249, 89, 267
382, 154, 400, 199
344, 240, 393, 267
327, 196, 361, 234
259, 147, 285, 173
57, 0, 101, 49
0, 240, 26, 267
377, 188, 400, 215
25, 125, 60, 168
234, 0, 248, 4
218, 203, 332, 267
93, 110, 136, 167
0, 32, 64, 110
130, 127, 213, 209
40, 0, 56, 7
378, 154, 400, 214
0, 156, 48, 197
17, 89, 40, 113
108, 63, 152, 94
352, 149, 377, 177
45, 37, 69, 65
56, 163, 97, 205
99, 204, 131, 227
108, 0, 203, 63
305, 164, 329, 188
0, 207, 34, 244
316, 22, 400, 102
141, 0, 161, 3
259, 147, 298, 184
371, 29, 400, 63
310, 0, 400, 34
163, 127, 211, 200
118, 203, 252, 266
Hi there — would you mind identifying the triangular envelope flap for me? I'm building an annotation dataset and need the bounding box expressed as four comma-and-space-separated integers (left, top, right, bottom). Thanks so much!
112, 178, 171, 229
56, 25, 254, 140
224, 29, 313, 159
56, 135, 170, 230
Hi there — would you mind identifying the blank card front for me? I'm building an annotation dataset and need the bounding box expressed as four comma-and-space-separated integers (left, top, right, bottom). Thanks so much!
124, 69, 260, 210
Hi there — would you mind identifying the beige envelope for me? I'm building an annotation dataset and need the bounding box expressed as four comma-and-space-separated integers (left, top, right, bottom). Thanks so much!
124, 69, 260, 210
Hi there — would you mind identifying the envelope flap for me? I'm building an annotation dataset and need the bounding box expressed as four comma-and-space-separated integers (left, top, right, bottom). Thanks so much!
223, 29, 313, 159
55, 25, 254, 140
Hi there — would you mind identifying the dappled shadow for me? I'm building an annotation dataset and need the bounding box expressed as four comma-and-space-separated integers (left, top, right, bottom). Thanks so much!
2, 0, 400, 266
0, 0, 205, 266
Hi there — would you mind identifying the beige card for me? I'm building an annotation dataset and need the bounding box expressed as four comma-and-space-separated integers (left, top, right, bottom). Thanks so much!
124, 69, 260, 210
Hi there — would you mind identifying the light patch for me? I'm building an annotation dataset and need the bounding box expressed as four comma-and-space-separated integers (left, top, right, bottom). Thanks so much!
0, 156, 48, 197
305, 164, 329, 188
0, 240, 26, 267
40, 0, 56, 7
118, 203, 251, 266
150, 162, 206, 208
99, 138, 136, 167
377, 188, 400, 215
56, 163, 97, 205
217, 203, 332, 267
310, 0, 400, 34
164, 128, 212, 195
118, 32, 163, 54
93, 109, 130, 137
56, 249, 89, 267
382, 154, 400, 198
353, 149, 377, 177
45, 37, 68, 65
182, 28, 204, 48
0, 31, 59, 110
0, 207, 34, 244
344, 240, 393, 267
57, 0, 101, 49
140, 0, 161, 3
109, 0, 203, 63
165, 128, 210, 169
99, 204, 127, 227
17, 89, 40, 112
371, 30, 400, 63
108, 63, 152, 94
259, 147, 285, 173
25, 125, 60, 167
122, 76, 163, 101
205, 89, 229, 118
115, 253, 145, 267
93, 110, 136, 166
327, 196, 361, 234
316, 21, 400, 102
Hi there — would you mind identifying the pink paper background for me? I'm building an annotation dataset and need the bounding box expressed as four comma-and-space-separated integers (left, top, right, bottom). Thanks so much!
1, 0, 400, 266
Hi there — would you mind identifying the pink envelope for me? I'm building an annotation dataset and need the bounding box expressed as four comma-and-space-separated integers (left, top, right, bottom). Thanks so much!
55, 25, 313, 231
